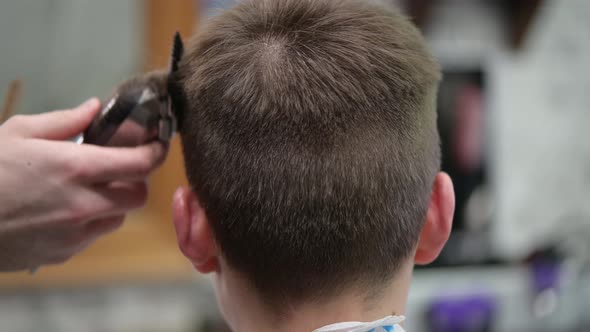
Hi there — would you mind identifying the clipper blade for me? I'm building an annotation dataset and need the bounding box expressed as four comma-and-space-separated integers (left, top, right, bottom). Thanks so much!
167, 31, 185, 131
170, 32, 185, 74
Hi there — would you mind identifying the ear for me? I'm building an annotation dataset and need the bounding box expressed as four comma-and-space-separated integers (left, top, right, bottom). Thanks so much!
172, 186, 219, 273
415, 172, 455, 265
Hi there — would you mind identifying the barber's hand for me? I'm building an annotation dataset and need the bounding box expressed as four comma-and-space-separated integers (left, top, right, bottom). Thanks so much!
0, 99, 167, 271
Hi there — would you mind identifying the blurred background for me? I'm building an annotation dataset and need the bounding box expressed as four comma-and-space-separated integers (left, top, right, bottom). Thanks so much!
0, 0, 589, 331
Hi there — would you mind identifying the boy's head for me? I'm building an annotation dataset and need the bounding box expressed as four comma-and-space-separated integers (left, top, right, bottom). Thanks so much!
172, 0, 454, 325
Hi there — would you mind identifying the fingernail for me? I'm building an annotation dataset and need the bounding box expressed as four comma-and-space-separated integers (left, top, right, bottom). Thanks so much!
81, 98, 100, 110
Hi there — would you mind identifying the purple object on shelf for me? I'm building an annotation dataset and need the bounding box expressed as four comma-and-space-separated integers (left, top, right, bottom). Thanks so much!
427, 294, 496, 332
531, 259, 561, 292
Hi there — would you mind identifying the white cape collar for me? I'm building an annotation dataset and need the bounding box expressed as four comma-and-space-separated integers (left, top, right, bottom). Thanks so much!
312, 315, 406, 332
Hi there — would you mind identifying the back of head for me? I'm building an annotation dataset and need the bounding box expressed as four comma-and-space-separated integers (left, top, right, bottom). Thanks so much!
178, 0, 441, 306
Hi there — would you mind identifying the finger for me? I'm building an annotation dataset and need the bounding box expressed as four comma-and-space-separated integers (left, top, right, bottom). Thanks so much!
92, 181, 149, 216
74, 215, 126, 259
84, 215, 126, 239
44, 215, 125, 264
76, 141, 167, 182
66, 181, 148, 224
10, 98, 101, 140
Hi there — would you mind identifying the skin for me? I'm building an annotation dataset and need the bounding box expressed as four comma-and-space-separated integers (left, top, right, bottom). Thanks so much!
172, 172, 455, 332
0, 98, 167, 271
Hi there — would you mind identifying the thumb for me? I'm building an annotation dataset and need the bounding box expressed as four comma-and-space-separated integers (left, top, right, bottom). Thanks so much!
18, 98, 101, 140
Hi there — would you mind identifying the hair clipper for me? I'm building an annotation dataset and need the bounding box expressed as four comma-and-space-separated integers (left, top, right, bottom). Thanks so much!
79, 32, 184, 147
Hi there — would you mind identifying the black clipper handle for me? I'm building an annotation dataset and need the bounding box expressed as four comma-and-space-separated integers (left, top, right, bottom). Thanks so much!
83, 90, 142, 146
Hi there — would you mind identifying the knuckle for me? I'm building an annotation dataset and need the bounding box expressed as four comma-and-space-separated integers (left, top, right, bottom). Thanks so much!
8, 114, 27, 124
63, 155, 91, 180
3, 115, 27, 130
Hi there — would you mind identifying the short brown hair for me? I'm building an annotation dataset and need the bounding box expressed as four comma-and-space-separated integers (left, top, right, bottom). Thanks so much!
177, 0, 441, 304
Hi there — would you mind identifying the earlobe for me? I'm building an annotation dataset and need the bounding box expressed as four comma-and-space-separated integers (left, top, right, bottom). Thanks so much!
172, 186, 219, 273
415, 172, 455, 265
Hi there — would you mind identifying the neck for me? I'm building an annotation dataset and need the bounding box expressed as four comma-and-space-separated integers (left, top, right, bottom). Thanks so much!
277, 281, 410, 332
215, 262, 414, 332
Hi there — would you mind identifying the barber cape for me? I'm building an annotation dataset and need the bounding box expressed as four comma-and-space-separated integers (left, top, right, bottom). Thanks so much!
313, 315, 406, 332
